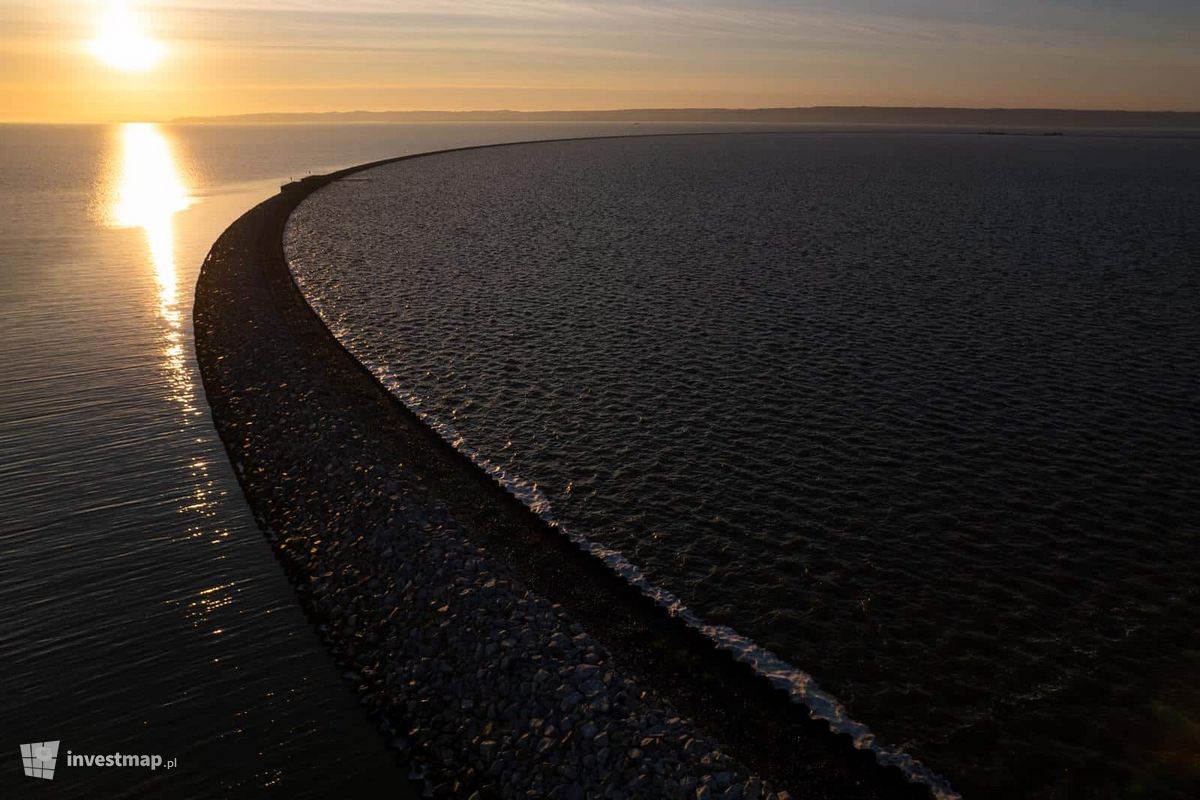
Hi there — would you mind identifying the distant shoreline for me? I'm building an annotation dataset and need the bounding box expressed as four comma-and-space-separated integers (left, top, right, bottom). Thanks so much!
173, 106, 1200, 129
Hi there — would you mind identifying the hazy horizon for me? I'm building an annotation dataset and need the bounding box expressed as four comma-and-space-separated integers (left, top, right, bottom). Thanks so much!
4, 1, 1199, 124
7, 105, 1200, 128
162, 105, 1200, 131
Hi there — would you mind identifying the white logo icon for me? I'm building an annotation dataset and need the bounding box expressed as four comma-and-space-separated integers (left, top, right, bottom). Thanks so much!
20, 740, 60, 780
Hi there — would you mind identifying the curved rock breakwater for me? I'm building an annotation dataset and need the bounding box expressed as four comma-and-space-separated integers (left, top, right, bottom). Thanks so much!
193, 142, 939, 800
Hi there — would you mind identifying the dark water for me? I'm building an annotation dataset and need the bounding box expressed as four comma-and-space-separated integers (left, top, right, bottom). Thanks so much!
0, 121, 737, 795
286, 133, 1200, 798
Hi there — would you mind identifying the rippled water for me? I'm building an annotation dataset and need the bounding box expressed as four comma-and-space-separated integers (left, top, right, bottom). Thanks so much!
286, 132, 1200, 798
0, 121, 732, 796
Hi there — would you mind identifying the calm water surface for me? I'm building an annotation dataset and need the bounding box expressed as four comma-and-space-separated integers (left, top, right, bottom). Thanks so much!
0, 121, 731, 796
286, 133, 1200, 798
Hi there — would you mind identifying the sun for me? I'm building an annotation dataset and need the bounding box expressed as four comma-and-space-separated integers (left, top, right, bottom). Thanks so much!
88, 3, 166, 73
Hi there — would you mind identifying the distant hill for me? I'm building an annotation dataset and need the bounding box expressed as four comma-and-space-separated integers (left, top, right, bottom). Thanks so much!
173, 106, 1200, 129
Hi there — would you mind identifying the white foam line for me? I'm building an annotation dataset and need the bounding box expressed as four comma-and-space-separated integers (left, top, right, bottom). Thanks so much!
288, 255, 961, 800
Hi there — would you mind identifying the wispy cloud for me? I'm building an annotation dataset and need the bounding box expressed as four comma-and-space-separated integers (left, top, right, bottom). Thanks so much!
141, 0, 1198, 47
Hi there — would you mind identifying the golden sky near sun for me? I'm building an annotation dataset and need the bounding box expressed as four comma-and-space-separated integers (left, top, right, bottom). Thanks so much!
1, 1, 1198, 123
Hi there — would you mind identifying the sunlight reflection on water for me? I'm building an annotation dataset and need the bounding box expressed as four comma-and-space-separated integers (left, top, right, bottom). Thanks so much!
103, 123, 228, 562
110, 123, 192, 307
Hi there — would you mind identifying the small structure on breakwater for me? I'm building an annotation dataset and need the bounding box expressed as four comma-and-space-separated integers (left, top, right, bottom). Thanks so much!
281, 174, 328, 194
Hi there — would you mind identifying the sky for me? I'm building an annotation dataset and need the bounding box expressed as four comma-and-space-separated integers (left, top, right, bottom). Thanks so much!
1, 1, 1198, 122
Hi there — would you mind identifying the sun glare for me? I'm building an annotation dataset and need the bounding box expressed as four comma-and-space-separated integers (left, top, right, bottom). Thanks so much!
89, 3, 165, 73
110, 123, 192, 303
